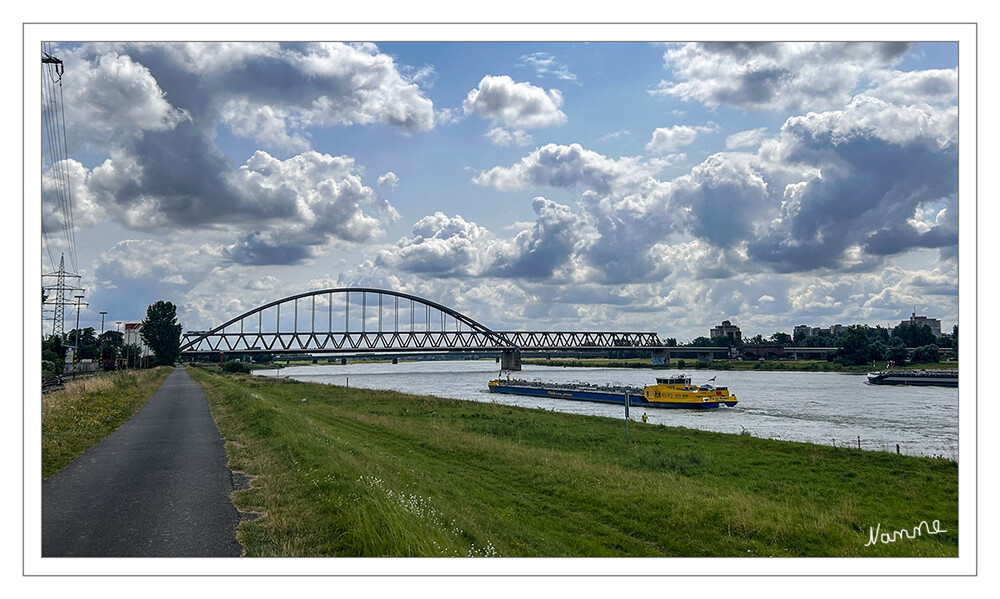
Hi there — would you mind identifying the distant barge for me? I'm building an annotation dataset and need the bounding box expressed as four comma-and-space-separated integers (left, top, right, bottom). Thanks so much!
866, 369, 957, 387
487, 374, 738, 409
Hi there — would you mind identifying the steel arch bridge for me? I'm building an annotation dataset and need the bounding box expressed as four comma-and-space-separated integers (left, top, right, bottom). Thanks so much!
178, 288, 665, 364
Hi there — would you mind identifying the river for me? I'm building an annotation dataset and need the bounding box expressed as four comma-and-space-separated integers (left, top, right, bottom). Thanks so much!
257, 360, 959, 459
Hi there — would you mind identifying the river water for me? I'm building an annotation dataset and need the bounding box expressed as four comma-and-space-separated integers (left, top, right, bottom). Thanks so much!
258, 360, 959, 459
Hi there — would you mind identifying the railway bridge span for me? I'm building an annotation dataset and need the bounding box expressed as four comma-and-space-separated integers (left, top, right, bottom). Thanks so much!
179, 288, 667, 370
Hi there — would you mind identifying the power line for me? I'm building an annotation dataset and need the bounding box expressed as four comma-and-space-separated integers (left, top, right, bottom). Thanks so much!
41, 44, 78, 273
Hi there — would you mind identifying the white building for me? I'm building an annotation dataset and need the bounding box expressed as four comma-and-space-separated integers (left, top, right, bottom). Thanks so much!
122, 322, 153, 357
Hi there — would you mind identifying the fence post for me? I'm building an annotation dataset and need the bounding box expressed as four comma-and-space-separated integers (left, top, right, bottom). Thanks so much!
625, 392, 630, 443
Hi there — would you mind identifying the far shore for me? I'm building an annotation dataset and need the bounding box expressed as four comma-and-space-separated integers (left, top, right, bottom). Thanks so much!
232, 356, 958, 375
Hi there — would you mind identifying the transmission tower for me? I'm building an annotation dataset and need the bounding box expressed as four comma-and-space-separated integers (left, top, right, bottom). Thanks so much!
42, 253, 84, 338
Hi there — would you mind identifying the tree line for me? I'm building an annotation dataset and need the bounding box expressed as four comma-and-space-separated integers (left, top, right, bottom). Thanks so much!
687, 322, 957, 367
42, 300, 183, 376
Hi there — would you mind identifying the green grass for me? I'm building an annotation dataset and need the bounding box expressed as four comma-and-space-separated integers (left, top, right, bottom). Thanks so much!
188, 365, 957, 557
42, 367, 173, 479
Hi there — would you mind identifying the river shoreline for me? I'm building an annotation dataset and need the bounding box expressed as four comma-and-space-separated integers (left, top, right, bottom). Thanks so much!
246, 356, 958, 375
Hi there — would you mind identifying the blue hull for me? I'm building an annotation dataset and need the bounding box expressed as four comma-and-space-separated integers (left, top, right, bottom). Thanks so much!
488, 384, 726, 409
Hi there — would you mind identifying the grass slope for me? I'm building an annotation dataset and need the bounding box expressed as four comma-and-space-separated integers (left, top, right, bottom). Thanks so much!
42, 367, 173, 479
189, 366, 957, 558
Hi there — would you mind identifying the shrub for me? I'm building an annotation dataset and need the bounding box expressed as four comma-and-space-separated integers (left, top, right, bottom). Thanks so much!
221, 360, 252, 374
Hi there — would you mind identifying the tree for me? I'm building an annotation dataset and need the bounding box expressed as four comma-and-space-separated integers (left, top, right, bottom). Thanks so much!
141, 301, 183, 366
770, 332, 792, 345
884, 337, 909, 365
832, 325, 878, 366
99, 329, 124, 349
42, 334, 65, 375
952, 324, 958, 358
911, 344, 941, 364
64, 327, 99, 360
892, 322, 935, 348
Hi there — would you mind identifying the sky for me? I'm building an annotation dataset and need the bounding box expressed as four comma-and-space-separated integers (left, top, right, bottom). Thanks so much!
39, 37, 961, 342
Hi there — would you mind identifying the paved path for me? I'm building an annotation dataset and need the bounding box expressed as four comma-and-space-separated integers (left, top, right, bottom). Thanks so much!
42, 367, 243, 557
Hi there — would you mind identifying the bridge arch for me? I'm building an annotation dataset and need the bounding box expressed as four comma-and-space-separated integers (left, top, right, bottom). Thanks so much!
179, 287, 514, 355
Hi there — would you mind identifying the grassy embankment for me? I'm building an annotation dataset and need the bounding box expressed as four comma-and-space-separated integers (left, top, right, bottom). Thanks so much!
189, 366, 957, 557
41, 367, 173, 479
522, 357, 958, 373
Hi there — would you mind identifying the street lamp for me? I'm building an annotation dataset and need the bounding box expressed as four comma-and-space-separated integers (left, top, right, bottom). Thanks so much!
73, 294, 86, 374
99, 312, 108, 370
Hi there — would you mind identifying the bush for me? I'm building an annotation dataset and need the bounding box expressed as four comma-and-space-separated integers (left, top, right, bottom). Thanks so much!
221, 360, 252, 374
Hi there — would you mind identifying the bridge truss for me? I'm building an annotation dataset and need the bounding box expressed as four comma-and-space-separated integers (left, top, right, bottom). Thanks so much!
179, 288, 665, 356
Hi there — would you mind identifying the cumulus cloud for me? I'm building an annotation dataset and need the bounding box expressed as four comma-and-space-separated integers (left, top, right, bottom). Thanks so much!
747, 95, 957, 271
220, 99, 311, 153
493, 197, 587, 279
60, 50, 190, 148
725, 127, 768, 149
376, 197, 586, 281
50, 42, 428, 251
222, 150, 399, 264
863, 68, 958, 107
376, 212, 503, 277
670, 152, 773, 249
377, 171, 400, 193
472, 87, 957, 283
654, 42, 911, 111
473, 143, 667, 194
485, 127, 534, 147
645, 123, 718, 154
463, 75, 567, 129
42, 158, 106, 239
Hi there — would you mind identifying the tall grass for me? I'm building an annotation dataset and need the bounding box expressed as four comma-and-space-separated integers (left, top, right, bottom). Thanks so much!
190, 366, 957, 557
42, 367, 173, 478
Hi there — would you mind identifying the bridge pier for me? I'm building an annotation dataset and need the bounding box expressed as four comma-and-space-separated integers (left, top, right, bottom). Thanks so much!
501, 349, 522, 371
651, 349, 668, 366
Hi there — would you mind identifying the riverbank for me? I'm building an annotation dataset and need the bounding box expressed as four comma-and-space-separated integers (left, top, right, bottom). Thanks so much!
42, 367, 173, 478
188, 365, 957, 557
522, 357, 958, 373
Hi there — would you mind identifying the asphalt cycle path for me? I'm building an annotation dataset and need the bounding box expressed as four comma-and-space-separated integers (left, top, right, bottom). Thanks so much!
42, 367, 243, 557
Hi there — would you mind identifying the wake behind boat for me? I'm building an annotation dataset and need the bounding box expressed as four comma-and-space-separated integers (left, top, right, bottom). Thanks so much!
487, 373, 738, 409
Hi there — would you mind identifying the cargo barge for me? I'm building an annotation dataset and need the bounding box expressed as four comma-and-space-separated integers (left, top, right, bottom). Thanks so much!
866, 369, 958, 387
487, 374, 738, 409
